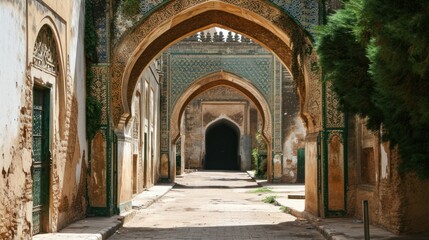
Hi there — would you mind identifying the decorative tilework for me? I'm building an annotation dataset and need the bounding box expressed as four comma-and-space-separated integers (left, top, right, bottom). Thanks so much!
168, 55, 274, 107
91, 65, 110, 125
273, 59, 283, 153
269, 0, 319, 35
93, 0, 108, 62
325, 81, 345, 129
130, 0, 319, 37
162, 40, 287, 155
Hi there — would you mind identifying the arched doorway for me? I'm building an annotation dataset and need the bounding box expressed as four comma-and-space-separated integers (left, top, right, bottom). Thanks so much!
105, 0, 327, 218
205, 120, 240, 170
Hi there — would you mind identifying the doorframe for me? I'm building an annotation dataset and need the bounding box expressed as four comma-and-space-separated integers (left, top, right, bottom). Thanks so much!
32, 84, 52, 235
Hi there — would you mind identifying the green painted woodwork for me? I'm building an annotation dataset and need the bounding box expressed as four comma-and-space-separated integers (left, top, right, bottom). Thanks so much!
321, 80, 348, 217
87, 64, 118, 216
297, 148, 305, 183
32, 87, 50, 235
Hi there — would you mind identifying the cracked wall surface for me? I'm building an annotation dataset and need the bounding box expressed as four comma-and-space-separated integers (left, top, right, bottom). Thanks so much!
0, 0, 87, 238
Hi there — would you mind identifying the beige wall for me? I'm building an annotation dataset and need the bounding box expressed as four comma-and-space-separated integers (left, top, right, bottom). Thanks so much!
0, 0, 86, 238
117, 62, 161, 213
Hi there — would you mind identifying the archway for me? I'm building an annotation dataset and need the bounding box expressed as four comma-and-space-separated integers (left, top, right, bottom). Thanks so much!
205, 120, 240, 170
109, 0, 325, 218
169, 71, 272, 180
111, 1, 321, 133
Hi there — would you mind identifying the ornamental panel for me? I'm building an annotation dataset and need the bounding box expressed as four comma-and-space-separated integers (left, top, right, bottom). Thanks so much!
33, 26, 58, 74
325, 81, 345, 128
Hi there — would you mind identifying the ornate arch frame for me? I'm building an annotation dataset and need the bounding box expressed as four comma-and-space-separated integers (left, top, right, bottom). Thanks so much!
111, 0, 321, 133
28, 18, 66, 233
169, 71, 273, 179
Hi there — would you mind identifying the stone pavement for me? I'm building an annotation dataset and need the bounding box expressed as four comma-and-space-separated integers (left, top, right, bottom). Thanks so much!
32, 183, 174, 240
109, 170, 324, 240
252, 172, 429, 240
34, 171, 429, 240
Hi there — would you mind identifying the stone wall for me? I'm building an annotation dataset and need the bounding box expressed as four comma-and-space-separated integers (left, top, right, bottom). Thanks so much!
281, 67, 306, 183
0, 0, 87, 238
347, 117, 429, 234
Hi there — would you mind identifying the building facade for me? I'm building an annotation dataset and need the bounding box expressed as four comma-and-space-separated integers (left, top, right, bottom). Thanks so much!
1, 0, 429, 239
0, 0, 87, 237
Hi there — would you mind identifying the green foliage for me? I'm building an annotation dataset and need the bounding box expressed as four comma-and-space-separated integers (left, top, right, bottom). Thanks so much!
85, 0, 102, 140
316, 0, 382, 129
247, 187, 273, 193
317, 0, 429, 177
363, 0, 429, 177
279, 206, 291, 214
84, 0, 98, 63
86, 95, 102, 140
122, 0, 141, 17
252, 132, 267, 179
263, 195, 277, 204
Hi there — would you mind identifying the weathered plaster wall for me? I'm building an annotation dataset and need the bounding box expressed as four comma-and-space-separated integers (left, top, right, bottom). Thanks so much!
347, 117, 429, 234
0, 0, 87, 238
281, 67, 306, 183
0, 1, 32, 238
304, 133, 319, 216
117, 62, 161, 213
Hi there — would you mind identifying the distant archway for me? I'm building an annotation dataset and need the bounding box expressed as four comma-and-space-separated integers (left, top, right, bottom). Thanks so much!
205, 119, 240, 170
169, 71, 272, 180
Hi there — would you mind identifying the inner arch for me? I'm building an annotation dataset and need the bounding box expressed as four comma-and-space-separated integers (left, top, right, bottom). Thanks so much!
170, 71, 272, 144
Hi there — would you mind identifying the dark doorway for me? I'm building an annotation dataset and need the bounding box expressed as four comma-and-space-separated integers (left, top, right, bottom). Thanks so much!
205, 121, 239, 170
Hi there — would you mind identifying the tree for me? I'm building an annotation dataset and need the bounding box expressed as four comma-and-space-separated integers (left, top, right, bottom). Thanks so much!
316, 0, 429, 177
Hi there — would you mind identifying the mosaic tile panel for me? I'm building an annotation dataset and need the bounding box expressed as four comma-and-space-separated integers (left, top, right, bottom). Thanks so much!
136, 0, 319, 36
273, 59, 283, 153
168, 54, 274, 108
160, 54, 170, 152
91, 65, 110, 125
93, 0, 108, 62
269, 0, 320, 34
325, 81, 345, 128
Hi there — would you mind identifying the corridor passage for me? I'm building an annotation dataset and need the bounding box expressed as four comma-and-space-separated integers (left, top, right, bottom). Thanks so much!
109, 171, 324, 240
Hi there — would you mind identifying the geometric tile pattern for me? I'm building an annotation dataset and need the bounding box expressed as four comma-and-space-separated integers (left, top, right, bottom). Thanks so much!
138, 0, 319, 36
169, 54, 275, 108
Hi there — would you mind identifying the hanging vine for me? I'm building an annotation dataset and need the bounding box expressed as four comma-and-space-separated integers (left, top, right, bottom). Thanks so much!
85, 0, 102, 140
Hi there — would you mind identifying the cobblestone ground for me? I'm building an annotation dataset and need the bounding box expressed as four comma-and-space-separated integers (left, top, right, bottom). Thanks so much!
110, 171, 324, 240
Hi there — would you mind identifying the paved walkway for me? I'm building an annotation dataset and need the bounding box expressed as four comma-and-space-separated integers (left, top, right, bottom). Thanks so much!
32, 184, 174, 240
109, 171, 324, 240
253, 172, 429, 240
34, 171, 429, 240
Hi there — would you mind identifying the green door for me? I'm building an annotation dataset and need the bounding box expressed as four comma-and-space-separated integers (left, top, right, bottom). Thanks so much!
297, 148, 305, 183
32, 88, 50, 235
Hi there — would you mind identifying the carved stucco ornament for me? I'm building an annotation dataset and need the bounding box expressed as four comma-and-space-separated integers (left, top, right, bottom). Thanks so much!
33, 26, 58, 74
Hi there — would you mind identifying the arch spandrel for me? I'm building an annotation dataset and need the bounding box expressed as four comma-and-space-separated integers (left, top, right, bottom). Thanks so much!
110, 0, 321, 133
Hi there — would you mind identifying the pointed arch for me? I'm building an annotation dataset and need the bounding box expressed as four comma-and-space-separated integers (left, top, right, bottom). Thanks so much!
110, 0, 320, 132
170, 71, 271, 145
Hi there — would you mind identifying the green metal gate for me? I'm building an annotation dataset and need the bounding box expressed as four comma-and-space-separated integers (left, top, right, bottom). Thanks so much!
32, 87, 50, 235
